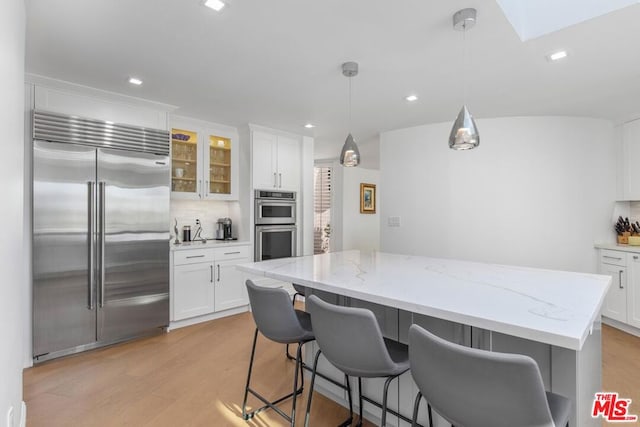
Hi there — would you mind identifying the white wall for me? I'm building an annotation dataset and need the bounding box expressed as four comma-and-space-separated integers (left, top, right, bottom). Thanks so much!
302, 136, 315, 256
329, 164, 380, 252
342, 167, 380, 251
1, 0, 25, 425
380, 116, 616, 273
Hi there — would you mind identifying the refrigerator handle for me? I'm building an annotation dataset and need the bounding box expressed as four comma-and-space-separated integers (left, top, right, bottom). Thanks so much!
99, 181, 106, 308
88, 182, 95, 310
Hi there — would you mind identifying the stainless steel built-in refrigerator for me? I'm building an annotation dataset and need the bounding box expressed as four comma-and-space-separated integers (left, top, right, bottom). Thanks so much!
32, 110, 170, 363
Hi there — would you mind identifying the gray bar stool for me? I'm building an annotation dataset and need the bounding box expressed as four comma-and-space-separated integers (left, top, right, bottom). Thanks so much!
242, 280, 315, 426
304, 295, 410, 427
408, 324, 571, 427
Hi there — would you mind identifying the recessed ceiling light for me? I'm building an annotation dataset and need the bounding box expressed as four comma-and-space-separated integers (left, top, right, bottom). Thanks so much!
204, 0, 225, 11
128, 77, 143, 85
547, 50, 568, 62
304, 123, 315, 129
406, 95, 418, 102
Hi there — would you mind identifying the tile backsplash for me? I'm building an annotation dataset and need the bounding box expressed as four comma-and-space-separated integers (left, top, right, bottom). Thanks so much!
631, 202, 640, 222
171, 199, 239, 241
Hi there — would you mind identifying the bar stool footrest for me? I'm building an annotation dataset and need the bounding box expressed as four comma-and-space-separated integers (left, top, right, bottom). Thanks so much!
242, 386, 302, 422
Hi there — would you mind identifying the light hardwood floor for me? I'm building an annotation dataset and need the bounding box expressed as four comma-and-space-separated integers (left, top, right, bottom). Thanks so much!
24, 314, 640, 427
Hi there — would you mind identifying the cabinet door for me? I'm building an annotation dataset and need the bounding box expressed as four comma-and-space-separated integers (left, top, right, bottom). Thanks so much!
623, 119, 640, 200
170, 127, 202, 200
276, 135, 301, 191
214, 258, 249, 312
173, 262, 215, 320
252, 131, 277, 189
600, 262, 627, 323
203, 130, 239, 200
627, 254, 640, 328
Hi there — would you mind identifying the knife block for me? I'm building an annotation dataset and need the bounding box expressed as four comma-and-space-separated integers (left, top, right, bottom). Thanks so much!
618, 232, 631, 244
629, 235, 640, 246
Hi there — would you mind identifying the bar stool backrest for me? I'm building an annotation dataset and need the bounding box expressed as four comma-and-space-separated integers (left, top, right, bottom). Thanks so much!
245, 280, 307, 343
306, 295, 397, 377
408, 324, 556, 427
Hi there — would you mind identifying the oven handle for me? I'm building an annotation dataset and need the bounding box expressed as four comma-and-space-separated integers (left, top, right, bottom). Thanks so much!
256, 225, 297, 232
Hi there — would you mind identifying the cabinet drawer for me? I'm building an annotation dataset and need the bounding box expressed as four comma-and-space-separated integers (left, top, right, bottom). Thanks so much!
600, 249, 627, 267
213, 245, 250, 261
174, 248, 215, 265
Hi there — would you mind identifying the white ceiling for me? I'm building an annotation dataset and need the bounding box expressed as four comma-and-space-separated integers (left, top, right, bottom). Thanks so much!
25, 0, 640, 163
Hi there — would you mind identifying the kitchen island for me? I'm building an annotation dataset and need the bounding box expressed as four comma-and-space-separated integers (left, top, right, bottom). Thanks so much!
238, 250, 610, 426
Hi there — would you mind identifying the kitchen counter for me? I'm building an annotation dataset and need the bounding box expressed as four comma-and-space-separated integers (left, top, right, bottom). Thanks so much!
238, 250, 609, 350
170, 239, 250, 251
595, 242, 640, 253
238, 250, 609, 427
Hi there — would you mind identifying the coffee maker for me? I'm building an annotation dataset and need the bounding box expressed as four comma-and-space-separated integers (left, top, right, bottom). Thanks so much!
216, 217, 233, 240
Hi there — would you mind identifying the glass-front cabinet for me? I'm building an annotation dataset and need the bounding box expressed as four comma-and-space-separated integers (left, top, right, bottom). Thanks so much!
170, 116, 239, 200
207, 135, 231, 195
171, 128, 199, 194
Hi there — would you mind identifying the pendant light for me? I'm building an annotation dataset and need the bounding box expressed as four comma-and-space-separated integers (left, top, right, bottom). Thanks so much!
340, 61, 360, 167
449, 8, 480, 150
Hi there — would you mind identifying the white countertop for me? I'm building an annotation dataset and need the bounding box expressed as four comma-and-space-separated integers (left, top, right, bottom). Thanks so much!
595, 242, 640, 254
170, 240, 250, 251
237, 250, 610, 351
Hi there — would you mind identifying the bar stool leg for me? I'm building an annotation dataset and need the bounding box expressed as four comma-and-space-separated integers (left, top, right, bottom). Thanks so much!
285, 292, 305, 361
357, 377, 364, 427
411, 391, 422, 427
290, 342, 303, 427
242, 328, 259, 420
286, 344, 294, 360
381, 375, 395, 427
304, 349, 322, 427
428, 403, 433, 427
338, 374, 353, 427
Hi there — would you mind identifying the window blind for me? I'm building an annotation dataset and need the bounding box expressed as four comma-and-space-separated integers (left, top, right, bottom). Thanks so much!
314, 167, 332, 254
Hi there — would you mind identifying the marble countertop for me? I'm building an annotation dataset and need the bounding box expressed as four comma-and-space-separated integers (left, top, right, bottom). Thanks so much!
594, 242, 640, 254
170, 240, 249, 251
237, 250, 610, 351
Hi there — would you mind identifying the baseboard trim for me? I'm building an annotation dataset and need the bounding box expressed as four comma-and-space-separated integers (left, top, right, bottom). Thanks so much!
602, 316, 640, 338
19, 401, 26, 427
168, 305, 249, 331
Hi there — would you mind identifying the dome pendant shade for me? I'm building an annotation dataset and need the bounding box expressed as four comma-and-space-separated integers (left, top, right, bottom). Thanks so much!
448, 105, 479, 150
340, 133, 360, 167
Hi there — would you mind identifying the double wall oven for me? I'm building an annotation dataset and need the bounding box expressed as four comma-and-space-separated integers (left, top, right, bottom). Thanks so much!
255, 190, 297, 261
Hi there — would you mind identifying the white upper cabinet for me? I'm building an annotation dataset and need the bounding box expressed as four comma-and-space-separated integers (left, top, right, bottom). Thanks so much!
252, 131, 278, 190
170, 116, 239, 201
276, 135, 301, 191
622, 119, 640, 200
251, 128, 301, 191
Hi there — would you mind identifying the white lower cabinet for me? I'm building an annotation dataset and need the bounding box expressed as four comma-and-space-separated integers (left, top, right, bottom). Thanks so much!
599, 262, 627, 323
171, 244, 249, 323
598, 248, 640, 331
173, 262, 215, 320
626, 253, 640, 329
214, 257, 250, 312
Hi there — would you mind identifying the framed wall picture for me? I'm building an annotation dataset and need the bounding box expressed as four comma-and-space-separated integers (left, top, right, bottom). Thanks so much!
360, 183, 376, 214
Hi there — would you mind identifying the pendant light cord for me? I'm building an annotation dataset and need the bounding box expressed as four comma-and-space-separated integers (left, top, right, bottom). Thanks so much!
463, 23, 468, 106
348, 76, 352, 133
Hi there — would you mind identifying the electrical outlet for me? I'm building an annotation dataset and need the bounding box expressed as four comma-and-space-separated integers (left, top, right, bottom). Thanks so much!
388, 216, 401, 227
6, 405, 14, 427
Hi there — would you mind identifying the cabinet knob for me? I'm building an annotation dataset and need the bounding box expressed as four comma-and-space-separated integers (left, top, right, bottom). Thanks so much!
634, 255, 639, 260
